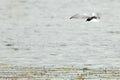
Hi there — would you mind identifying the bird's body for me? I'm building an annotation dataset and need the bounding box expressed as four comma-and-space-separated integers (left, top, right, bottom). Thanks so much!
86, 16, 100, 22
86, 16, 97, 21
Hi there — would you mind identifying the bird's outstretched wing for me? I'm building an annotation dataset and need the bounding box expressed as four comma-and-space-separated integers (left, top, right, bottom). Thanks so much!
70, 13, 101, 19
70, 14, 90, 19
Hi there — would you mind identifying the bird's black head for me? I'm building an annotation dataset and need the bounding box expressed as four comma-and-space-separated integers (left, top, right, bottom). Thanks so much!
86, 16, 97, 21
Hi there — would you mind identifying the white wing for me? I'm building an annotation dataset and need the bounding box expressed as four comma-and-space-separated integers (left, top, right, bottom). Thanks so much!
70, 13, 101, 19
70, 14, 90, 19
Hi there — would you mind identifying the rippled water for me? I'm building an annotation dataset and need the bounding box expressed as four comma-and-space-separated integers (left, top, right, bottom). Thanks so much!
0, 0, 120, 67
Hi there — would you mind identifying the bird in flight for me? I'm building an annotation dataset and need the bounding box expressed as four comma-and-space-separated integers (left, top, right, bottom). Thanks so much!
70, 13, 100, 22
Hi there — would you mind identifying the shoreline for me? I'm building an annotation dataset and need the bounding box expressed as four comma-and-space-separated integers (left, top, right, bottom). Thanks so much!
0, 64, 119, 80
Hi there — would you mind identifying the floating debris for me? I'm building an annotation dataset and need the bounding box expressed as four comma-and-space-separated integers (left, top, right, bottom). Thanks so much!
5, 43, 14, 46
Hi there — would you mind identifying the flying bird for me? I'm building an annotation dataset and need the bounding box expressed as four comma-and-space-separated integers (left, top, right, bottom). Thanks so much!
70, 13, 100, 22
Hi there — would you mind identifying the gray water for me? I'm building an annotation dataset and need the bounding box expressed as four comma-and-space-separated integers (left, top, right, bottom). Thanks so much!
0, 0, 120, 67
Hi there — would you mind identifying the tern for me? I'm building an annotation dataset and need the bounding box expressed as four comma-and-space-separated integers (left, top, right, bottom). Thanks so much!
70, 13, 100, 22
